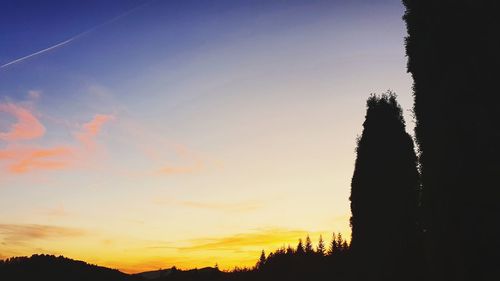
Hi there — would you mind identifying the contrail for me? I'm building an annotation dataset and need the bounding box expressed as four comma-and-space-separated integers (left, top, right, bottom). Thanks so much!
0, 0, 154, 70
0, 38, 76, 69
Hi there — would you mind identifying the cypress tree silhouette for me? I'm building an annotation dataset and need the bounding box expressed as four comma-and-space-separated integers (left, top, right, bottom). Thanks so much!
403, 1, 500, 280
349, 92, 421, 281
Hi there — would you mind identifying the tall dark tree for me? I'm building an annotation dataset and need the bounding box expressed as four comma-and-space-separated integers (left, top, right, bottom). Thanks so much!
403, 1, 500, 280
350, 93, 421, 281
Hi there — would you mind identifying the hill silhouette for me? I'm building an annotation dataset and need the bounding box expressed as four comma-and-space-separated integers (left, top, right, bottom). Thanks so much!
0, 254, 140, 281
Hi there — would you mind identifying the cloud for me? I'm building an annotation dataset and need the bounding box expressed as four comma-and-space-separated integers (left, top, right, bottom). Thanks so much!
0, 100, 114, 174
159, 161, 203, 175
76, 114, 114, 149
39, 204, 69, 218
1, 146, 74, 174
153, 198, 263, 213
180, 200, 263, 212
179, 228, 314, 252
157, 144, 205, 175
28, 90, 41, 100
0, 224, 85, 245
0, 103, 45, 141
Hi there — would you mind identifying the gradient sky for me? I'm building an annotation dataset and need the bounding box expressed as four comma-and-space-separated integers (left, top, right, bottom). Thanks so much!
0, 0, 413, 273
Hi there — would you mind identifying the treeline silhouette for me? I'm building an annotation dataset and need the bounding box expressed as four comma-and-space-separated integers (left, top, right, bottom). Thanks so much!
2, 1, 498, 280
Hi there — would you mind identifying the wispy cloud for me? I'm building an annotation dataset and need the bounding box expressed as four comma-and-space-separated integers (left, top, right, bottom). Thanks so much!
181, 200, 262, 212
39, 204, 69, 218
0, 103, 45, 141
153, 198, 263, 213
179, 228, 314, 252
28, 90, 42, 100
0, 98, 114, 174
1, 146, 74, 174
76, 114, 114, 149
157, 144, 205, 175
0, 224, 85, 245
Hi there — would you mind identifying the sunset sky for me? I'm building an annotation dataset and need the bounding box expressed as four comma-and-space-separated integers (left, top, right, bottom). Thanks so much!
0, 0, 413, 273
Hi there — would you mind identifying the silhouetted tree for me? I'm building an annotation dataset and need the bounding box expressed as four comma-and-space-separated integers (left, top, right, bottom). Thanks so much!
304, 235, 314, 254
329, 232, 339, 255
403, 1, 500, 281
257, 250, 266, 270
296, 239, 304, 255
350, 92, 421, 281
317, 235, 325, 256
336, 233, 345, 252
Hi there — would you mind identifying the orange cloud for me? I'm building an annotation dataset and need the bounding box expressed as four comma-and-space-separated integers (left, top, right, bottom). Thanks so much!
180, 228, 312, 252
0, 145, 73, 173
0, 224, 85, 245
0, 103, 45, 141
76, 114, 114, 149
4, 146, 73, 174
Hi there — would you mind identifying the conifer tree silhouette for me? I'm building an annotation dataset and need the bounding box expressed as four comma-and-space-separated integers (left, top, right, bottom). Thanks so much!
296, 239, 305, 255
304, 235, 314, 254
329, 232, 339, 255
350, 92, 421, 281
257, 250, 266, 270
317, 235, 326, 256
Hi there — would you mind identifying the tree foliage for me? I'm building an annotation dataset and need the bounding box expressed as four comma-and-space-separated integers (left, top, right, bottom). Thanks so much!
403, 1, 500, 280
350, 92, 421, 281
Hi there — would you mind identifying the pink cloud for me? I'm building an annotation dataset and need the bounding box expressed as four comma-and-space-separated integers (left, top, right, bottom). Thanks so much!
76, 114, 114, 149
0, 101, 114, 174
2, 146, 74, 174
0, 103, 45, 141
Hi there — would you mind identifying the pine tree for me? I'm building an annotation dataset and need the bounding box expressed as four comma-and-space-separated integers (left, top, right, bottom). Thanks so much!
257, 250, 266, 269
296, 239, 305, 255
336, 233, 344, 252
305, 235, 314, 254
317, 235, 325, 256
329, 232, 339, 255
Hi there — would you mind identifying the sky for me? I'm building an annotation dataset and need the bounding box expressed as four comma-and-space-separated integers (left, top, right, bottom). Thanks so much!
0, 0, 413, 273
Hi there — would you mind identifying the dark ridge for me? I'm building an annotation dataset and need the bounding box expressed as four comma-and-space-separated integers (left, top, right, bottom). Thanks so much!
0, 254, 140, 281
